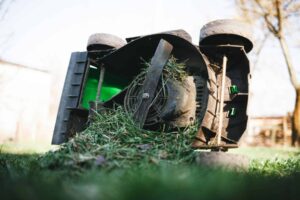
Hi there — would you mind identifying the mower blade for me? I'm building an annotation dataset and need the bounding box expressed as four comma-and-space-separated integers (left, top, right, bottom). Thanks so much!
133, 39, 173, 128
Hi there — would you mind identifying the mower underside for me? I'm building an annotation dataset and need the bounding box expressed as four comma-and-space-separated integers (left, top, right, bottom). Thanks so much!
52, 20, 253, 152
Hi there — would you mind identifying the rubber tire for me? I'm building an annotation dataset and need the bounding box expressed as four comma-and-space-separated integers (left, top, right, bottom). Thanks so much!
87, 33, 126, 51
195, 151, 249, 170
199, 19, 253, 53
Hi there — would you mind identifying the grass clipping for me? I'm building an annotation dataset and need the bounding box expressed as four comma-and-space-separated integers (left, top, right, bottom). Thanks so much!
42, 107, 197, 170
143, 55, 188, 82
41, 57, 196, 170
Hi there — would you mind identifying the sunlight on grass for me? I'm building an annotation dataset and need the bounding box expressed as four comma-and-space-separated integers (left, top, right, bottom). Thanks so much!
230, 146, 299, 160
0, 142, 57, 154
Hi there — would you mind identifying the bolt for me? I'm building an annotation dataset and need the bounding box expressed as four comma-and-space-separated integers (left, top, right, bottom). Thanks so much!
142, 93, 149, 99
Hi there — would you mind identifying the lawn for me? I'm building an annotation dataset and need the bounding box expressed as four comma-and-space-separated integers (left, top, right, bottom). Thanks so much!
1, 108, 299, 200
0, 146, 299, 200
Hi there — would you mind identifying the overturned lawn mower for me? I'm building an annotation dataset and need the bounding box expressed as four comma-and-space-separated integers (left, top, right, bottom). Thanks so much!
51, 19, 253, 169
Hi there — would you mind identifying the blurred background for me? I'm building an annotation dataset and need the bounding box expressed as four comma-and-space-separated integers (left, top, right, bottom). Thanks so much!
0, 0, 299, 147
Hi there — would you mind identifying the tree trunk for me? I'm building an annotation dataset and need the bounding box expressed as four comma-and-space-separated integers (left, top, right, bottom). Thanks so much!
292, 88, 300, 146
278, 37, 299, 88
278, 37, 300, 146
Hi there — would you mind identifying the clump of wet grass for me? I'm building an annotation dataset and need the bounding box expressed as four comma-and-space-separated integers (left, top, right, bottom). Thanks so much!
40, 107, 197, 170
164, 56, 188, 82
142, 56, 188, 83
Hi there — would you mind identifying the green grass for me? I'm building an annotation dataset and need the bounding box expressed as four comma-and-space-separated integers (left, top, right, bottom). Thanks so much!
0, 143, 56, 154
231, 146, 299, 160
0, 152, 300, 200
38, 107, 198, 171
0, 108, 300, 200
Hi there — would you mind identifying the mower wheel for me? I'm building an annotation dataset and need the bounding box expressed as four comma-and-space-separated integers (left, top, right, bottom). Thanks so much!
199, 19, 253, 53
87, 33, 126, 51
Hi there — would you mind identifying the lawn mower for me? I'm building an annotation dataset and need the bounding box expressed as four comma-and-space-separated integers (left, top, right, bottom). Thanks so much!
52, 19, 253, 154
